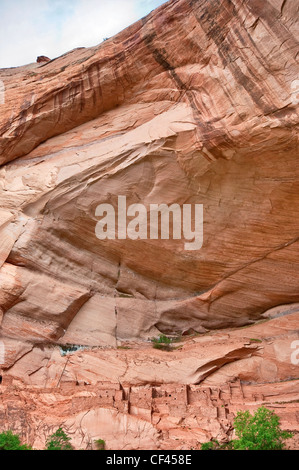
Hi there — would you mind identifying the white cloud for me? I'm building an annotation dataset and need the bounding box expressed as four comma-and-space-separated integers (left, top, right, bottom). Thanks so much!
0, 0, 167, 68
0, 0, 53, 67
60, 0, 138, 51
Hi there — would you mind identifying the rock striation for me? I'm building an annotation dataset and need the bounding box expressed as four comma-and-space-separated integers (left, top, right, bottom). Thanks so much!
0, 0, 298, 348
1, 375, 298, 450
1, 312, 298, 449
1, 312, 299, 450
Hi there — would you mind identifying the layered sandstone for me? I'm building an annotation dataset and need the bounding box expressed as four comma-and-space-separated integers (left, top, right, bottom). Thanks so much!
0, 0, 298, 450
0, 314, 298, 450
0, 0, 299, 350
2, 312, 298, 387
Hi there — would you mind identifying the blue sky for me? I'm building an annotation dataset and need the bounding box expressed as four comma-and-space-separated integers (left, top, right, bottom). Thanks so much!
0, 0, 168, 68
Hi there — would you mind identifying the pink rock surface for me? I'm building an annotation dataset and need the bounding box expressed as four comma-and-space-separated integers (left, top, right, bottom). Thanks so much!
0, 0, 298, 450
0, 0, 298, 348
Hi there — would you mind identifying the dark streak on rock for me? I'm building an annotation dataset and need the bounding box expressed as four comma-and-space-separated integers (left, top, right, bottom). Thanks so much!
190, 0, 279, 114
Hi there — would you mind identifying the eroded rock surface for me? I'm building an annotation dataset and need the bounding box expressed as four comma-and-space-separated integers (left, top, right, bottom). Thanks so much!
0, 314, 298, 449
0, 0, 298, 450
0, 0, 298, 348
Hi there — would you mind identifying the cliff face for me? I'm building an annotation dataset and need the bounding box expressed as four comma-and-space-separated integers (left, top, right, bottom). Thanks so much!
0, 0, 298, 449
1, 313, 299, 450
0, 0, 298, 353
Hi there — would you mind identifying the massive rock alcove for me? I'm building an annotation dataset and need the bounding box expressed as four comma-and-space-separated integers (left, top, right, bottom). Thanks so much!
0, 0, 298, 450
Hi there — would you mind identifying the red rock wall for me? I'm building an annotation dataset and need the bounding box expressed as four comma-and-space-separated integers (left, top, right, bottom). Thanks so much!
0, 0, 298, 364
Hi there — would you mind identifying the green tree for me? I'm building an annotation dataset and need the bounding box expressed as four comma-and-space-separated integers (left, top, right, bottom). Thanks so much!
94, 438, 106, 450
151, 334, 174, 351
0, 431, 32, 450
45, 427, 73, 450
233, 407, 293, 450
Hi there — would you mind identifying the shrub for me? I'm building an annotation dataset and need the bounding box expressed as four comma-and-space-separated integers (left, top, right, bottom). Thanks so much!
0, 431, 32, 450
59, 344, 86, 356
151, 334, 176, 351
201, 440, 220, 450
45, 427, 73, 450
94, 438, 106, 450
219, 441, 234, 450
233, 407, 293, 450
200, 407, 293, 451
153, 334, 172, 345
200, 440, 233, 450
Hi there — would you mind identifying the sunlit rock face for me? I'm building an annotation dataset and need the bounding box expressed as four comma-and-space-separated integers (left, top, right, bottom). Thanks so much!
0, 0, 298, 355
0, 313, 299, 450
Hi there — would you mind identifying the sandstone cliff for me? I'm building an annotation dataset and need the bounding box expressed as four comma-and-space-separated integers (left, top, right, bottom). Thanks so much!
0, 0, 298, 450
